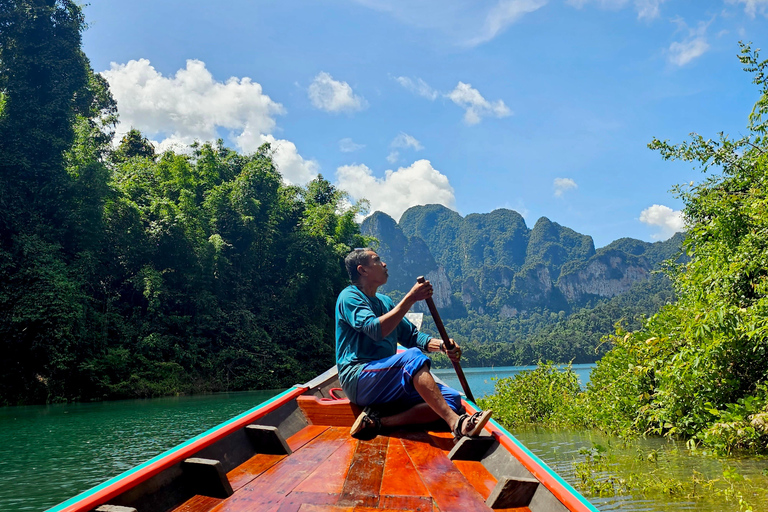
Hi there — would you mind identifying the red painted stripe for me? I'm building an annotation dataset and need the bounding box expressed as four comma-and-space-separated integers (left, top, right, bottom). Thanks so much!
57, 386, 308, 512
463, 401, 593, 512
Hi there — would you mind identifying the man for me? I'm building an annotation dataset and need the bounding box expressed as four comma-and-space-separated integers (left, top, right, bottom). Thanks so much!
336, 248, 492, 440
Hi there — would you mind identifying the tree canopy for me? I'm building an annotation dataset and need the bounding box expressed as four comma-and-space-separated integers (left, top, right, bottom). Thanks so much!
0, 1, 370, 404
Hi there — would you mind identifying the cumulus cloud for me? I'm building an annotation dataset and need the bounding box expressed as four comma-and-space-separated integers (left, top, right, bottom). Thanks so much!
339, 137, 365, 152
566, 0, 666, 20
727, 0, 768, 17
639, 204, 686, 240
553, 178, 578, 197
102, 58, 284, 148
668, 19, 710, 66
446, 82, 511, 125
102, 58, 319, 185
308, 72, 367, 113
256, 134, 320, 185
335, 159, 456, 221
468, 0, 548, 45
393, 76, 439, 100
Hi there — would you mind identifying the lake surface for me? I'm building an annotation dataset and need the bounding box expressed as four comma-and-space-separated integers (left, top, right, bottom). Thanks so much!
3, 364, 768, 512
0, 389, 280, 512
431, 363, 595, 398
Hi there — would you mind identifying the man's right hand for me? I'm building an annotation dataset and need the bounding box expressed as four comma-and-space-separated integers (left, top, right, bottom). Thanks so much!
407, 279, 433, 304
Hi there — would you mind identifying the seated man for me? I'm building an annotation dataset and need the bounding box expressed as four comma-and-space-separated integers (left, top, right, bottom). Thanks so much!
336, 248, 491, 440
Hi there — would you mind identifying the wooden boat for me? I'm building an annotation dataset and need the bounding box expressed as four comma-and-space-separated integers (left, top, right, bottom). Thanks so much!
46, 365, 599, 512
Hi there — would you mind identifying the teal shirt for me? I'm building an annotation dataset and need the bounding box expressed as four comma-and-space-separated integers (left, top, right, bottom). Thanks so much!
335, 285, 431, 402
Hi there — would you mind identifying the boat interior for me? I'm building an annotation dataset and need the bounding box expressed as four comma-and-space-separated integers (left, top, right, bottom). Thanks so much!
87, 368, 575, 512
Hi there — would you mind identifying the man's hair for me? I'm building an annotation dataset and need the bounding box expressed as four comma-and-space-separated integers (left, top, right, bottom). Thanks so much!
345, 248, 373, 283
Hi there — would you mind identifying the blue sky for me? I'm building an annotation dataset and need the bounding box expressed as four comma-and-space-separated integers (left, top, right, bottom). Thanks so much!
81, 0, 768, 247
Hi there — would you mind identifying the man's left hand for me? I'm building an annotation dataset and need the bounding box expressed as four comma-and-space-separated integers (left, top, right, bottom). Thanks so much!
444, 339, 462, 362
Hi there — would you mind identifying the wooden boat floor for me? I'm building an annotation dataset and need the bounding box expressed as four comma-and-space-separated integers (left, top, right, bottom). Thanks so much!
171, 426, 531, 512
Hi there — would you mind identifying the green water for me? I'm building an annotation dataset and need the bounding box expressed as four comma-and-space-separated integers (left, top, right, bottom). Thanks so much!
514, 427, 768, 511
0, 389, 281, 512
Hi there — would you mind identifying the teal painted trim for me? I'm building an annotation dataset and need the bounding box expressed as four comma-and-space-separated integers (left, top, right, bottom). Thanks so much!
45, 388, 296, 512
487, 417, 600, 512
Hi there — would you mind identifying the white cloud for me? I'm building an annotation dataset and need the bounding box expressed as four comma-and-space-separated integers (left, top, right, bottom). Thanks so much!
391, 132, 424, 151
102, 58, 285, 149
335, 159, 456, 221
566, 0, 666, 20
339, 138, 365, 152
394, 76, 439, 100
308, 72, 367, 113
102, 58, 320, 185
386, 151, 400, 163
668, 19, 710, 66
254, 134, 320, 185
727, 0, 768, 17
635, 0, 666, 20
349, 0, 546, 46
639, 204, 686, 240
553, 178, 578, 197
446, 82, 511, 125
468, 0, 548, 46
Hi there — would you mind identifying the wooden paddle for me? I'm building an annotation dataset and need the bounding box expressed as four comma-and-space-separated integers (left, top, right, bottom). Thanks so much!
417, 276, 476, 402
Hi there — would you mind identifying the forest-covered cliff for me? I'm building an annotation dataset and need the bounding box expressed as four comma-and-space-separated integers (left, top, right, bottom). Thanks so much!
361, 208, 683, 365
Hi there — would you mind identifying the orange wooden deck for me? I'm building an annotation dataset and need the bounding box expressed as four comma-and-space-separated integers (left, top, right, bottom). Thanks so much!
170, 424, 531, 512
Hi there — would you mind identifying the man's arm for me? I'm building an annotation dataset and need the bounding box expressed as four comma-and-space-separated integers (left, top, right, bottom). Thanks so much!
378, 279, 433, 338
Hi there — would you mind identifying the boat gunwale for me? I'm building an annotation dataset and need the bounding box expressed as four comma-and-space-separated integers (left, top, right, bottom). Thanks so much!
45, 385, 308, 512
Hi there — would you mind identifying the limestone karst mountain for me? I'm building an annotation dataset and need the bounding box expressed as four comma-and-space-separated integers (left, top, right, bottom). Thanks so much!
361, 204, 683, 320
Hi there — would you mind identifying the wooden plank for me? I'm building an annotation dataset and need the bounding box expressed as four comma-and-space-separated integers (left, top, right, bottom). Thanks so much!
337, 435, 389, 508
227, 453, 285, 491
379, 439, 429, 497
296, 396, 360, 427
486, 477, 539, 509
170, 494, 223, 512
246, 425, 292, 454
448, 436, 496, 461
274, 492, 338, 512
401, 433, 492, 512
378, 495, 434, 511
209, 427, 349, 512
452, 460, 497, 500
423, 430, 455, 452
355, 507, 425, 512
182, 458, 233, 498
296, 505, 353, 512
287, 425, 330, 452
295, 436, 358, 494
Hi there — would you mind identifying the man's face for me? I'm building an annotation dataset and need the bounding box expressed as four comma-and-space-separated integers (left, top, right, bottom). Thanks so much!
359, 250, 388, 285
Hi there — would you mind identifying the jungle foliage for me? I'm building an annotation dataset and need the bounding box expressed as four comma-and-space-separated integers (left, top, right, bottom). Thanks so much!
481, 43, 768, 455
0, 1, 369, 404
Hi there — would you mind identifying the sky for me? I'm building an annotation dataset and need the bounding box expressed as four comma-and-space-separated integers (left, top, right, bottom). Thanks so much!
80, 0, 768, 248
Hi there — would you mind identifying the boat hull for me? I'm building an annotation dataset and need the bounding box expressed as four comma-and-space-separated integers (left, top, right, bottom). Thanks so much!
47, 366, 598, 512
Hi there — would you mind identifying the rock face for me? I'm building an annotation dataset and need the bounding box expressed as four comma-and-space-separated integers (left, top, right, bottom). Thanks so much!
362, 205, 684, 318
557, 250, 650, 302
360, 211, 453, 311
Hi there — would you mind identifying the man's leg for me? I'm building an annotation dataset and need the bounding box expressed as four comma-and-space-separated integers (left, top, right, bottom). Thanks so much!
380, 365, 460, 429
352, 348, 490, 437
